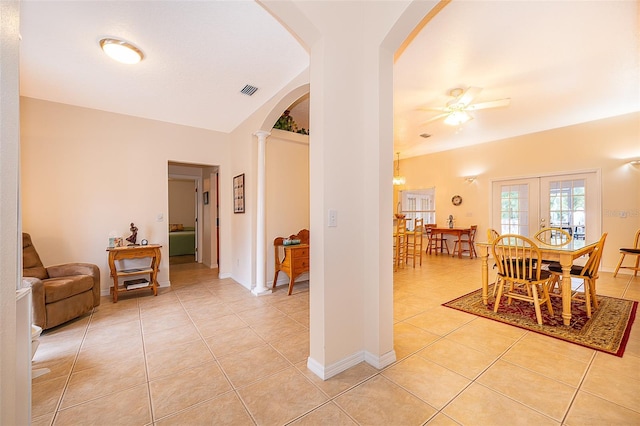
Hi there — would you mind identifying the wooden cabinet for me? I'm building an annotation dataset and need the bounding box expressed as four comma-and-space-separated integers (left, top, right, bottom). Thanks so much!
273, 244, 309, 295
107, 245, 162, 303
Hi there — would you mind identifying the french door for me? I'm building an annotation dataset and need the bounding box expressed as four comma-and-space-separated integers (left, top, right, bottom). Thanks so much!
491, 172, 600, 241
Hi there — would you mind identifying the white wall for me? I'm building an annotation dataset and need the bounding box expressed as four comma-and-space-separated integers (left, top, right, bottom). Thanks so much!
20, 98, 232, 293
399, 112, 640, 270
0, 2, 23, 423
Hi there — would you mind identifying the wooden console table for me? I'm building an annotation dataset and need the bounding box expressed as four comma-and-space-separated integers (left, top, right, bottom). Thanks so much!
273, 229, 309, 295
107, 244, 162, 303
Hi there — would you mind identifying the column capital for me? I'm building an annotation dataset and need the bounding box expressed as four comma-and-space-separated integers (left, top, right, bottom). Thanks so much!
253, 130, 271, 139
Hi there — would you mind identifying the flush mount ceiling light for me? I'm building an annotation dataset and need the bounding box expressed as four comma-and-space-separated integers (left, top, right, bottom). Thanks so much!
99, 38, 144, 64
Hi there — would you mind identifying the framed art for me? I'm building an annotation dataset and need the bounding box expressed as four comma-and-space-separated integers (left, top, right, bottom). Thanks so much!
233, 173, 245, 213
203, 191, 209, 205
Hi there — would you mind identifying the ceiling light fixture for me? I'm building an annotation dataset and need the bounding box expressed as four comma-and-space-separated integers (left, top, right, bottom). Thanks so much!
444, 110, 472, 126
393, 152, 406, 186
99, 38, 144, 64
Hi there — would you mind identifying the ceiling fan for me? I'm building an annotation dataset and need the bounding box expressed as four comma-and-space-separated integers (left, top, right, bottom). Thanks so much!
421, 87, 510, 126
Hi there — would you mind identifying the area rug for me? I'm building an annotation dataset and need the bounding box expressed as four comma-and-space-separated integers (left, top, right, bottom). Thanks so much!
443, 286, 637, 357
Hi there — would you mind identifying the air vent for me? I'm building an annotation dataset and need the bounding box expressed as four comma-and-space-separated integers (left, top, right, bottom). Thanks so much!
420, 133, 431, 138
240, 84, 258, 96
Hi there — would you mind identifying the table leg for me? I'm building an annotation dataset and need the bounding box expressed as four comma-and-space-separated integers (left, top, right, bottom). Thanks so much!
480, 246, 489, 305
456, 234, 463, 258
560, 254, 572, 326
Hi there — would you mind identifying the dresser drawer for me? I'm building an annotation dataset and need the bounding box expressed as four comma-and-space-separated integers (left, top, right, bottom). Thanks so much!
293, 257, 309, 272
292, 247, 309, 258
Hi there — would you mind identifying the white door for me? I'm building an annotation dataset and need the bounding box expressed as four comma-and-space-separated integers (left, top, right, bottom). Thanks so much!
492, 172, 600, 239
492, 178, 540, 236
540, 173, 600, 241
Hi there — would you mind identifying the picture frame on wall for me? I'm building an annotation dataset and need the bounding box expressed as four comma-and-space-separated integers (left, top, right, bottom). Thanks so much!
233, 173, 245, 213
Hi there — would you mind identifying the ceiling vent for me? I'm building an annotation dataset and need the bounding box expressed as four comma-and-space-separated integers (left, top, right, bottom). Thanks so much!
240, 84, 258, 96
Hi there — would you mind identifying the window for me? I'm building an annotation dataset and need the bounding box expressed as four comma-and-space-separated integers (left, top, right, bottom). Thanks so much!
400, 188, 435, 230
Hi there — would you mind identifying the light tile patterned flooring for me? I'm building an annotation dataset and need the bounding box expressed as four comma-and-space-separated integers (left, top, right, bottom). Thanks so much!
32, 254, 640, 425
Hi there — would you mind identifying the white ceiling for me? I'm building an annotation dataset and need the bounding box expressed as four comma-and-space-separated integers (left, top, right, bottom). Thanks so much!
19, 1, 639, 157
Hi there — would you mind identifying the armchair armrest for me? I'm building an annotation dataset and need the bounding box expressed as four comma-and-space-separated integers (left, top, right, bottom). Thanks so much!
46, 263, 99, 279
46, 263, 101, 306
21, 277, 45, 328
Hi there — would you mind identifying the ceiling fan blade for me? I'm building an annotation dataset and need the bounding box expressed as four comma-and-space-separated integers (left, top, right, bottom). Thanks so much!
457, 87, 482, 106
466, 98, 511, 110
416, 106, 449, 112
422, 112, 450, 124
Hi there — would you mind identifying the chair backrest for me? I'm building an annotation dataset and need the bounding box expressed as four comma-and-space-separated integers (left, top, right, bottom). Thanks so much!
630, 228, 640, 249
487, 228, 500, 243
534, 227, 572, 246
395, 218, 407, 235
492, 234, 544, 282
22, 233, 49, 280
577, 233, 607, 278
414, 218, 424, 234
469, 225, 478, 242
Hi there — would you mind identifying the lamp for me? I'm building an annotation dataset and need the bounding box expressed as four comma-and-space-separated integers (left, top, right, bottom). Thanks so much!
99, 38, 144, 64
465, 176, 477, 183
393, 152, 406, 186
444, 110, 472, 126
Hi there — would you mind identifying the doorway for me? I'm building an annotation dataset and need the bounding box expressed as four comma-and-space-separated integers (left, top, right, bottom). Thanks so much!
491, 171, 601, 240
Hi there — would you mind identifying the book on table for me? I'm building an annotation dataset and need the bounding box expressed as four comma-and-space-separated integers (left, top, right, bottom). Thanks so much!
124, 278, 150, 290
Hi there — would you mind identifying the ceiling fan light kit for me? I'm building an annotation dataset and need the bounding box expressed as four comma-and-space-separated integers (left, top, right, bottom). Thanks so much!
422, 86, 510, 127
444, 110, 472, 126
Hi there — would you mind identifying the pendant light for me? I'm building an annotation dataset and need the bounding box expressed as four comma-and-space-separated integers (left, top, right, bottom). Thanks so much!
393, 152, 406, 186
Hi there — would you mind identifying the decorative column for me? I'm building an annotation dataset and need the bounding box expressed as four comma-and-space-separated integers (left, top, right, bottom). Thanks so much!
252, 130, 271, 296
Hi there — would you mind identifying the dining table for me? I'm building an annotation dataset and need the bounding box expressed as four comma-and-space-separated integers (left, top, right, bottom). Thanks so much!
476, 237, 599, 326
429, 227, 471, 258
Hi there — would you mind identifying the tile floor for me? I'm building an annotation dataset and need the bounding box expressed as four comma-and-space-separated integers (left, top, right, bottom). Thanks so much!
32, 254, 640, 425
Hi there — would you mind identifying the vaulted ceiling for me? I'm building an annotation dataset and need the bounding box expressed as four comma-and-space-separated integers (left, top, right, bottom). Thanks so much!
19, 1, 639, 158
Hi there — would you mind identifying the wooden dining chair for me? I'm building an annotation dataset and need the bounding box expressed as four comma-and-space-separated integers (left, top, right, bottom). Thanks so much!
487, 228, 502, 296
492, 234, 554, 325
533, 227, 572, 247
547, 233, 607, 318
425, 224, 449, 255
534, 227, 573, 269
613, 228, 640, 277
406, 218, 424, 267
453, 225, 477, 258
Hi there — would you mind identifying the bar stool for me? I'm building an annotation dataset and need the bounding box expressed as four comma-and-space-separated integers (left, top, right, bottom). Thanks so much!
393, 217, 407, 271
406, 218, 424, 267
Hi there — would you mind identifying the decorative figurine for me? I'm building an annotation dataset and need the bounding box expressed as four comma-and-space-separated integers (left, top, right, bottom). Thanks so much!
448, 215, 454, 229
126, 223, 138, 245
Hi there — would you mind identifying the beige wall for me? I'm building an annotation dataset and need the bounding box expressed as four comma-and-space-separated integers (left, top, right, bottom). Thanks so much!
266, 129, 310, 287
168, 180, 196, 228
399, 112, 640, 270
20, 97, 232, 293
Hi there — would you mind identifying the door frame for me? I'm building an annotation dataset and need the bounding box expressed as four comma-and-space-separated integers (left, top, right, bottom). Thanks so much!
168, 173, 203, 263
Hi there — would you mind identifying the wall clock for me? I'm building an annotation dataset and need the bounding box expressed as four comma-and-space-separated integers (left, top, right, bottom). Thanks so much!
451, 195, 463, 206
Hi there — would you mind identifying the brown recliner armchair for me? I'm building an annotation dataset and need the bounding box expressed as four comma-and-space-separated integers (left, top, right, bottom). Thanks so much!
22, 233, 101, 330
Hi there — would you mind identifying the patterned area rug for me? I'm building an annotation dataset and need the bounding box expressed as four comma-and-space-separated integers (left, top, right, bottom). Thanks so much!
443, 286, 637, 357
